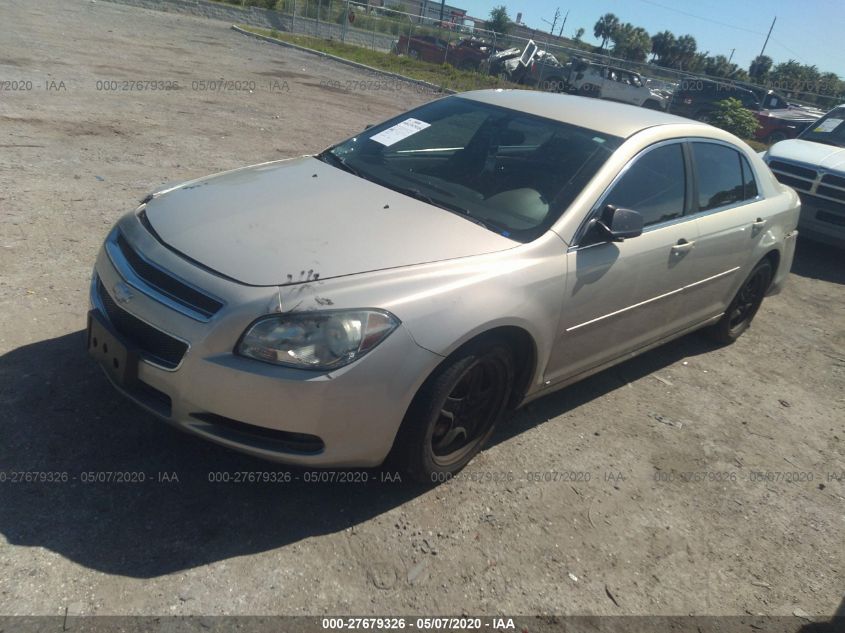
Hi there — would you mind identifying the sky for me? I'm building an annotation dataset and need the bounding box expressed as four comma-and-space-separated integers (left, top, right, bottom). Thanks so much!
456, 0, 845, 78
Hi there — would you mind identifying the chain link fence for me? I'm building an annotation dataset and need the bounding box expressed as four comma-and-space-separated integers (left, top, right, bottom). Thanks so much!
245, 0, 839, 108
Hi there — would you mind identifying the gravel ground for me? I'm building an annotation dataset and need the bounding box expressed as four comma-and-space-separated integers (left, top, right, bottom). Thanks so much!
0, 0, 843, 621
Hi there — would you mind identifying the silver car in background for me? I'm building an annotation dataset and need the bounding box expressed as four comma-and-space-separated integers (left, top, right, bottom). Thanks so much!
88, 90, 800, 481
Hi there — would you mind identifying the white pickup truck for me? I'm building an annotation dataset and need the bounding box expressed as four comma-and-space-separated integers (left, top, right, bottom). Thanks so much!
763, 105, 845, 248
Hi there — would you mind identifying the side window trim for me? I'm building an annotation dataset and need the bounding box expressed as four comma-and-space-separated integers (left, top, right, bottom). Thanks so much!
571, 138, 691, 248
739, 154, 759, 200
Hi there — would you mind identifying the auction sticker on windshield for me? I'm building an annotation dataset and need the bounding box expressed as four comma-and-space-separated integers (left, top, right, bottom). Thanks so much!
814, 118, 843, 133
370, 118, 431, 146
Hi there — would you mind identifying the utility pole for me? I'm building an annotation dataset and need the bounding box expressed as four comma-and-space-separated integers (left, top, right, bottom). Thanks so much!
541, 7, 560, 36
439, 0, 446, 24
557, 9, 569, 38
759, 16, 776, 58
728, 48, 735, 64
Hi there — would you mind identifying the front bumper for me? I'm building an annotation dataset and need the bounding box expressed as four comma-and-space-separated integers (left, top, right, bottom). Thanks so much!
797, 194, 845, 249
89, 214, 442, 467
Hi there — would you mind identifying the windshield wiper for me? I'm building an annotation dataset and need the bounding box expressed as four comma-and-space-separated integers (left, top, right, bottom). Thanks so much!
317, 150, 361, 177
391, 185, 507, 234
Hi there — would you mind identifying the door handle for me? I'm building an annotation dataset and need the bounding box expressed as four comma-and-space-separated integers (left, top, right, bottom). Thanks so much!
671, 238, 695, 254
752, 218, 766, 229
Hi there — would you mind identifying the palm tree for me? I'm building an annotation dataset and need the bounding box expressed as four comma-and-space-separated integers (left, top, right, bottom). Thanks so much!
650, 30, 675, 64
749, 55, 773, 81
612, 23, 651, 62
673, 34, 698, 70
593, 13, 619, 50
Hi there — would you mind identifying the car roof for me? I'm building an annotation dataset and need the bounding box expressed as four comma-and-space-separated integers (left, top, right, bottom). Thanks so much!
459, 89, 705, 138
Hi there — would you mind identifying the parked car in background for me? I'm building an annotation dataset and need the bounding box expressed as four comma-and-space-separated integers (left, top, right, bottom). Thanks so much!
563, 58, 668, 110
669, 79, 820, 144
669, 79, 761, 121
745, 86, 822, 144
394, 34, 449, 64
763, 105, 845, 247
745, 87, 825, 118
88, 91, 799, 481
482, 41, 567, 91
754, 108, 818, 145
393, 35, 497, 71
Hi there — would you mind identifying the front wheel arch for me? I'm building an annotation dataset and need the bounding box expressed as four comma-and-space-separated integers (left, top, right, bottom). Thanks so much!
424, 326, 538, 410
388, 326, 538, 473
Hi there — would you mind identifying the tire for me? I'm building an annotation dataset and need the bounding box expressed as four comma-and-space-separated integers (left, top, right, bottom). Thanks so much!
694, 110, 711, 123
408, 48, 420, 60
390, 339, 515, 483
458, 59, 479, 72
707, 259, 773, 344
767, 130, 788, 145
642, 99, 663, 110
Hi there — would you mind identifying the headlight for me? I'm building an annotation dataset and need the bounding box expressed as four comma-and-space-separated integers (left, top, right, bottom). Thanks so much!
237, 310, 400, 370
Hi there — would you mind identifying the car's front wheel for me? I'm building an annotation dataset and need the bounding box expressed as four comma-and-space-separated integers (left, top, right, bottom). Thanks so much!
708, 259, 772, 344
391, 339, 514, 483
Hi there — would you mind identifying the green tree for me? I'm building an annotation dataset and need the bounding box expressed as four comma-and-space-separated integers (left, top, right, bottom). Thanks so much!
611, 23, 651, 62
749, 55, 773, 81
769, 60, 819, 97
573, 27, 585, 42
702, 55, 747, 80
650, 30, 675, 63
672, 34, 698, 70
593, 13, 619, 50
708, 98, 760, 138
485, 5, 512, 36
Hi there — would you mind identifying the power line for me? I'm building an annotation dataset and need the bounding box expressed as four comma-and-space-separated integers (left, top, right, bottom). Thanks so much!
632, 0, 766, 36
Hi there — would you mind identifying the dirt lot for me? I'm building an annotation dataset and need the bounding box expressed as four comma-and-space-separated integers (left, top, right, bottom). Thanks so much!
0, 0, 843, 622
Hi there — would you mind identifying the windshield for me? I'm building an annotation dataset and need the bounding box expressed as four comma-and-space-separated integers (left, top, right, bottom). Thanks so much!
320, 96, 622, 242
798, 107, 845, 148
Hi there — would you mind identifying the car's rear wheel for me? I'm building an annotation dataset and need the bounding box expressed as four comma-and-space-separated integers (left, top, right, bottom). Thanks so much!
408, 48, 420, 60
694, 111, 711, 123
391, 340, 514, 483
642, 99, 663, 110
767, 130, 788, 144
708, 259, 772, 344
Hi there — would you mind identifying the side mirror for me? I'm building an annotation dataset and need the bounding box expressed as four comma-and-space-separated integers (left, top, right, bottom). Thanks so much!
594, 205, 644, 242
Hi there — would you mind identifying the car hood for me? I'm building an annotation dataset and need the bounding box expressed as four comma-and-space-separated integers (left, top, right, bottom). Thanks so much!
767, 139, 845, 172
760, 108, 818, 123
143, 157, 516, 286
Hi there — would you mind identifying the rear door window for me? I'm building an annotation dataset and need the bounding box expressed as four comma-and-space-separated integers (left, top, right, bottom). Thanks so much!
691, 142, 745, 211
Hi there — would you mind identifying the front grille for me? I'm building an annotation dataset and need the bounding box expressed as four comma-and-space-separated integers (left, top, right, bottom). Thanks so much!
821, 173, 845, 189
818, 173, 845, 203
97, 279, 188, 369
817, 211, 845, 227
116, 233, 223, 318
768, 160, 816, 193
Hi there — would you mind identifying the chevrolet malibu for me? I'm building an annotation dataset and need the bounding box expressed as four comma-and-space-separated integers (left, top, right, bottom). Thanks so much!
88, 90, 800, 481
